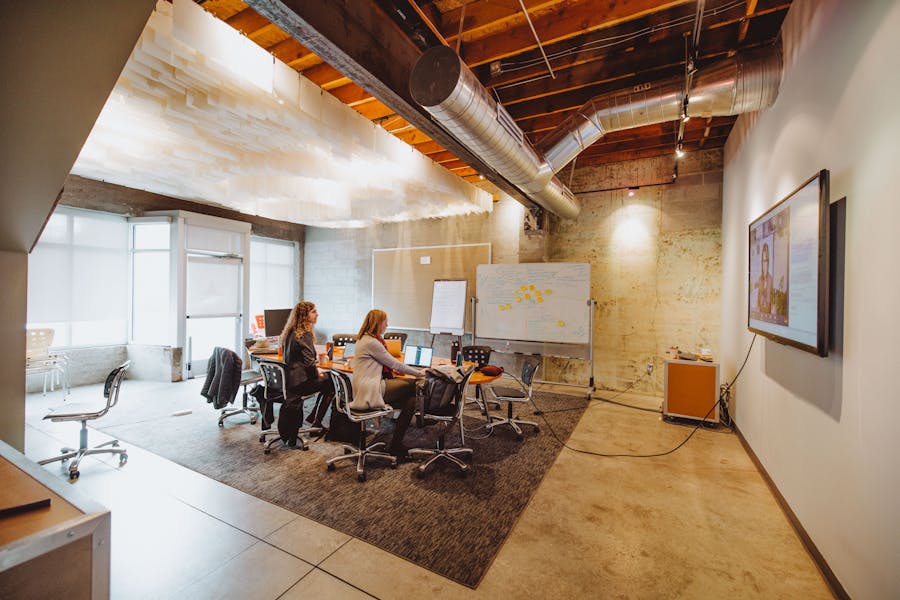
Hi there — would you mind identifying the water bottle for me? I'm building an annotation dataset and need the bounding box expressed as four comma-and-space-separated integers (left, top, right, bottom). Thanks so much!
456, 351, 463, 367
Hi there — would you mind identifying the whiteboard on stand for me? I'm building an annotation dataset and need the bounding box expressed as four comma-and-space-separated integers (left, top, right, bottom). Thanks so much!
429, 280, 467, 336
476, 263, 590, 343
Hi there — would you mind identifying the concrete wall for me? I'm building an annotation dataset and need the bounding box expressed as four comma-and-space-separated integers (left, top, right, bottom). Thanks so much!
721, 0, 900, 597
548, 151, 723, 392
306, 154, 724, 397
304, 191, 525, 362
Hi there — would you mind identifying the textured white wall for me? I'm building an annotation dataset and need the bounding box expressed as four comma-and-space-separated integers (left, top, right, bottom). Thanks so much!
721, 0, 900, 597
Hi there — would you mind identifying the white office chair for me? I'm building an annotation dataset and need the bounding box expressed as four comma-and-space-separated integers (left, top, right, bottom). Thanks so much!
38, 361, 130, 480
25, 328, 70, 397
325, 369, 397, 482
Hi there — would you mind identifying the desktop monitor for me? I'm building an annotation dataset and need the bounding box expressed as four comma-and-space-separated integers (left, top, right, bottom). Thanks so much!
263, 308, 292, 337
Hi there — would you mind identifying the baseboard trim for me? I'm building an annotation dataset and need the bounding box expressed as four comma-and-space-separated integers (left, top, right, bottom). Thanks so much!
733, 425, 849, 600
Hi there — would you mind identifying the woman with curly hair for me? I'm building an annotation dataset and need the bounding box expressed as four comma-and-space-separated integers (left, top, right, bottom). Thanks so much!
276, 301, 334, 429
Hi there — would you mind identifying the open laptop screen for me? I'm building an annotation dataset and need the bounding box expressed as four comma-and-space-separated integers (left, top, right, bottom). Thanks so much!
402, 345, 433, 368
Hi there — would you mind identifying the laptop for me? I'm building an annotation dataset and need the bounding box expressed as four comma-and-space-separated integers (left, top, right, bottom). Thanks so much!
338, 342, 356, 363
402, 345, 434, 368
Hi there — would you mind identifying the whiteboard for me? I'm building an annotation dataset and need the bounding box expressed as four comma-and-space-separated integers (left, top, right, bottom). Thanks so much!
476, 263, 590, 343
430, 280, 467, 335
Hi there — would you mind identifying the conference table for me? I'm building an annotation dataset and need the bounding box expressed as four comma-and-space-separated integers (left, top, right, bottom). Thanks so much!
248, 350, 501, 428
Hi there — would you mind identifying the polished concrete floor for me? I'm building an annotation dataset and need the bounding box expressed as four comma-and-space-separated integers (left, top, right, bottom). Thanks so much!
23, 378, 833, 599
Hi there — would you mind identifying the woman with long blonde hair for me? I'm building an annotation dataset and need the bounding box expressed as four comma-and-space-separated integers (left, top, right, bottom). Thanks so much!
351, 309, 424, 459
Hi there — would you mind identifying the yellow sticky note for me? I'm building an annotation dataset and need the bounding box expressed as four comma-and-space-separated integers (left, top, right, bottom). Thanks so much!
537, 297, 543, 303
557, 320, 565, 327
516, 296, 522, 302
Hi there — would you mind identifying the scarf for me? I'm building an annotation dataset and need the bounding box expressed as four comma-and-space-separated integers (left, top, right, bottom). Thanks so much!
376, 335, 393, 379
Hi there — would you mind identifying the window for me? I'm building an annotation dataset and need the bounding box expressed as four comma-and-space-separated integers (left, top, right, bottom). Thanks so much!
28, 207, 129, 348
131, 221, 172, 345
249, 236, 297, 334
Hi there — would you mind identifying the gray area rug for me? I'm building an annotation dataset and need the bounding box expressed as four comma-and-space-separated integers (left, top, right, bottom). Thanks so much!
102, 391, 588, 588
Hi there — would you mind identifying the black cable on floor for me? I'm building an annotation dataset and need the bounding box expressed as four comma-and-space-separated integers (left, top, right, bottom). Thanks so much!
530, 336, 758, 458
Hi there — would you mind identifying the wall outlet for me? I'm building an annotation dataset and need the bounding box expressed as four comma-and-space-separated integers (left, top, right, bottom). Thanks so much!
645, 362, 654, 375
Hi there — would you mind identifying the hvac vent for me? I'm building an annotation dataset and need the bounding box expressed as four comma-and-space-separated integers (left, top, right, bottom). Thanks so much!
495, 101, 524, 146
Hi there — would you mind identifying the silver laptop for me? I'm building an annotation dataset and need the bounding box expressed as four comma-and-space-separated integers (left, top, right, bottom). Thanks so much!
402, 345, 433, 368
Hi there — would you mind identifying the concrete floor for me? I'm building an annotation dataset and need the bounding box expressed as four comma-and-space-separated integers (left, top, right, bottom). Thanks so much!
23, 378, 833, 599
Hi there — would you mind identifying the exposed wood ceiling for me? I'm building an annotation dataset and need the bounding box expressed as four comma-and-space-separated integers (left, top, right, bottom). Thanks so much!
195, 0, 790, 192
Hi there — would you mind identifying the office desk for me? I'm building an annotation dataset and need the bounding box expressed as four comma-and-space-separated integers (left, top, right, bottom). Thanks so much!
0, 440, 111, 599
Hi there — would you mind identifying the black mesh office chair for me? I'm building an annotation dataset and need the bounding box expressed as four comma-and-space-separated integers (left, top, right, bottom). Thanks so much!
485, 357, 541, 440
409, 365, 475, 477
38, 361, 130, 480
383, 331, 408, 346
325, 369, 397, 482
462, 345, 498, 414
331, 334, 357, 347
257, 360, 323, 452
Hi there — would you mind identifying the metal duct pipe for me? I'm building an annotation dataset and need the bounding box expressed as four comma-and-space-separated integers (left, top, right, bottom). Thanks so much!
410, 45, 581, 220
540, 44, 783, 173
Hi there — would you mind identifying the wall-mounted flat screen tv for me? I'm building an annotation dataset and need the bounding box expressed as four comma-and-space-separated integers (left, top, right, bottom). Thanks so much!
748, 170, 830, 356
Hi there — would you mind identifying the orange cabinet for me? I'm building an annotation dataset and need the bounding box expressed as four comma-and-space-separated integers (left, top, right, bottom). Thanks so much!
663, 359, 719, 423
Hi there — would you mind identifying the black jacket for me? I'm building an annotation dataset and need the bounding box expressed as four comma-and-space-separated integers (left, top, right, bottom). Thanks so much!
201, 347, 242, 409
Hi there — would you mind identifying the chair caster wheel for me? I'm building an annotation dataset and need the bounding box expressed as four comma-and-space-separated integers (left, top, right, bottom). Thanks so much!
327, 463, 335, 471
516, 434, 524, 441
259, 435, 266, 443
250, 418, 257, 425
301, 445, 309, 451
112, 441, 119, 447
390, 462, 397, 469
534, 426, 540, 433
69, 470, 80, 480
264, 449, 271, 455
218, 422, 224, 428
416, 469, 425, 479
344, 448, 352, 455
119, 455, 128, 466
357, 473, 366, 482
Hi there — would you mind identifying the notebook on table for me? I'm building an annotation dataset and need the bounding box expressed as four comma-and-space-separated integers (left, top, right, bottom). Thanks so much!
402, 345, 434, 368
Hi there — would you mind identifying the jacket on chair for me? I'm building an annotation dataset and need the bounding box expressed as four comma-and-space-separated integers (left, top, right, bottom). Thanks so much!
201, 348, 242, 409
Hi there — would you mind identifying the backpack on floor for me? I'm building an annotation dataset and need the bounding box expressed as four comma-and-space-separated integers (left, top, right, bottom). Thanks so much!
422, 365, 468, 416
277, 397, 304, 447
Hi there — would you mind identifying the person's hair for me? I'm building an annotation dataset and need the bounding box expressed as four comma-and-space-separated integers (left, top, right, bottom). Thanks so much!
280, 301, 315, 346
357, 309, 387, 340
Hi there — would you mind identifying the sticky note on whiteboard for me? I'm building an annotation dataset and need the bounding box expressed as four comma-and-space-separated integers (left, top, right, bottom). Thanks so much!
420, 256, 431, 264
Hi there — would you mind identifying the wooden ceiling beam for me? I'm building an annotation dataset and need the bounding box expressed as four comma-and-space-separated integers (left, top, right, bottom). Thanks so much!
245, 0, 529, 204
414, 141, 446, 155
440, 0, 566, 43
302, 62, 351, 89
353, 99, 396, 120
330, 82, 373, 106
225, 7, 272, 35
458, 0, 693, 67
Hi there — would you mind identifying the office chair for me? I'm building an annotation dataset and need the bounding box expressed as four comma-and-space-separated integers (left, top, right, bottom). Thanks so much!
325, 369, 397, 482
331, 334, 357, 347
462, 345, 497, 414
383, 331, 408, 346
38, 361, 131, 480
219, 368, 263, 427
484, 357, 541, 440
257, 360, 323, 452
409, 365, 475, 477
25, 327, 70, 397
